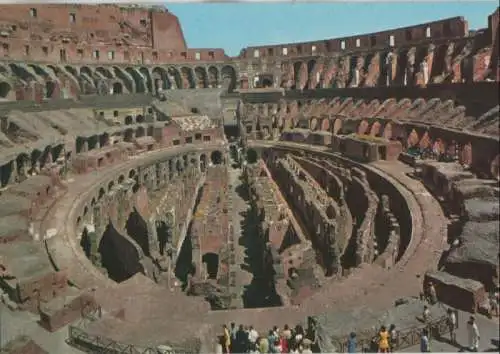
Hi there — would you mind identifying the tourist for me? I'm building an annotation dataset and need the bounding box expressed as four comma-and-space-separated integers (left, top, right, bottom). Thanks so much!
282, 324, 292, 341
235, 324, 250, 353
389, 324, 397, 352
280, 325, 292, 354
259, 334, 270, 354
427, 282, 437, 305
273, 325, 280, 338
347, 332, 357, 353
268, 330, 278, 353
378, 325, 390, 353
249, 326, 259, 351
294, 324, 304, 344
279, 332, 289, 354
222, 324, 231, 354
467, 315, 480, 352
446, 308, 457, 344
230, 322, 237, 352
420, 328, 430, 352
422, 305, 431, 323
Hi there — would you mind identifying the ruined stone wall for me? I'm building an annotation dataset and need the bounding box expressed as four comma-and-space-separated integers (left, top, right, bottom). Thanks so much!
240, 17, 467, 58
267, 153, 341, 275
291, 156, 352, 254
373, 195, 401, 269
349, 168, 378, 266
0, 4, 226, 64
191, 165, 229, 281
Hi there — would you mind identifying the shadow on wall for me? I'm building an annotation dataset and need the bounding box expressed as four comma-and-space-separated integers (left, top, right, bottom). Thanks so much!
98, 222, 144, 283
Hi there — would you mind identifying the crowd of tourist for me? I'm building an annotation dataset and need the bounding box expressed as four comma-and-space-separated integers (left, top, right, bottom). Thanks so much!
221, 323, 316, 354
217, 281, 499, 353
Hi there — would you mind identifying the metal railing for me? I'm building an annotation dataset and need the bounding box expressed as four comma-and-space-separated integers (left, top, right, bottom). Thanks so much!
328, 308, 459, 353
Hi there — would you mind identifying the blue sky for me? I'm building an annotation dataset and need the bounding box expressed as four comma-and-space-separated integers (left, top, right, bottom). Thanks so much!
166, 2, 498, 56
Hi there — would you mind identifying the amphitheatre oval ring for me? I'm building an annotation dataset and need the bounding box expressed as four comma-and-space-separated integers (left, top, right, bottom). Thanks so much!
0, 3, 498, 354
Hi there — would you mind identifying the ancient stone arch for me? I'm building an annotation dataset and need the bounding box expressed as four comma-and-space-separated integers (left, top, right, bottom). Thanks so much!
332, 119, 342, 135
407, 129, 419, 147
220, 65, 237, 92
194, 67, 208, 89
370, 121, 381, 136
357, 120, 369, 135
321, 118, 330, 131
310, 117, 318, 131
419, 131, 432, 149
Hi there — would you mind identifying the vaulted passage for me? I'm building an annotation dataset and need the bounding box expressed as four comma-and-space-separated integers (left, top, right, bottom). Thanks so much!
126, 208, 150, 256
98, 222, 144, 283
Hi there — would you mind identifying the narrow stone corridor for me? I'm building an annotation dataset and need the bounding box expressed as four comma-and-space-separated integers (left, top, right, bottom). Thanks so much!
227, 163, 254, 308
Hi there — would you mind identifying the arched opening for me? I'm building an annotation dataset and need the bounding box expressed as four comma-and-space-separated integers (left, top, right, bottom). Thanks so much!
292, 62, 303, 89
96, 67, 113, 79
152, 67, 170, 92
208, 66, 219, 87
98, 222, 144, 283
139, 67, 153, 92
202, 252, 219, 279
125, 208, 150, 256
180, 67, 195, 89
125, 67, 146, 93
210, 150, 223, 165
0, 161, 13, 187
125, 116, 133, 125
156, 220, 172, 255
136, 115, 145, 124
80, 227, 92, 259
0, 81, 11, 98
200, 154, 207, 172
246, 149, 258, 164
44, 81, 55, 99
100, 133, 109, 147
168, 67, 182, 89
221, 65, 237, 92
112, 82, 123, 95
194, 67, 208, 88
113, 66, 134, 93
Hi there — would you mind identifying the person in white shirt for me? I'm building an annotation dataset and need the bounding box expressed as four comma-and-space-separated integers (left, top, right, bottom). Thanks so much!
248, 325, 259, 351
467, 315, 480, 352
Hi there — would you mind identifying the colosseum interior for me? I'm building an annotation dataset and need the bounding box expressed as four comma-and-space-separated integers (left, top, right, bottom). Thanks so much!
0, 3, 498, 354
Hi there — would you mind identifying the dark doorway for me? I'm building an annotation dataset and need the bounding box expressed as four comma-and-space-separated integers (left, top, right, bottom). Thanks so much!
113, 82, 123, 94
246, 149, 258, 164
210, 150, 223, 165
80, 227, 91, 258
125, 208, 150, 256
202, 252, 219, 279
98, 222, 144, 283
